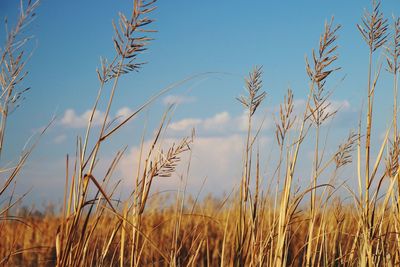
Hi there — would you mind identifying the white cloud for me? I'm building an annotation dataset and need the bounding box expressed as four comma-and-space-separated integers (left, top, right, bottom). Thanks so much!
203, 112, 231, 131
168, 111, 272, 135
60, 109, 105, 128
165, 98, 352, 138
234, 110, 271, 132
236, 111, 249, 132
163, 95, 196, 106
60, 107, 136, 128
279, 98, 355, 129
115, 107, 134, 123
326, 100, 351, 114
53, 134, 67, 144
118, 134, 269, 194
326, 99, 356, 128
293, 99, 307, 114
287, 98, 351, 117
169, 118, 202, 131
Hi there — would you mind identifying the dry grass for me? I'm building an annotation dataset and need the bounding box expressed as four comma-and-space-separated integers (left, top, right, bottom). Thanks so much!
2, 0, 400, 266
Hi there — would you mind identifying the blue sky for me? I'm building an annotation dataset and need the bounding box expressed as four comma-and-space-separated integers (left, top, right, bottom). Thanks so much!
1, 0, 399, 206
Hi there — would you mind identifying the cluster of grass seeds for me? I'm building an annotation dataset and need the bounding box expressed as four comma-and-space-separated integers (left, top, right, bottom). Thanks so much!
3, 0, 400, 266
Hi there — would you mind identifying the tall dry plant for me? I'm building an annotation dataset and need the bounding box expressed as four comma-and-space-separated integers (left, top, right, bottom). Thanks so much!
386, 17, 400, 199
0, 1, 46, 264
0, 0, 40, 200
304, 17, 341, 267
235, 66, 266, 266
357, 0, 388, 216
355, 0, 389, 264
272, 87, 300, 267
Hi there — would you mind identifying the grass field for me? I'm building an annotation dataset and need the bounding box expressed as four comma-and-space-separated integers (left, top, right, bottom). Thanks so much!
1, 0, 400, 266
